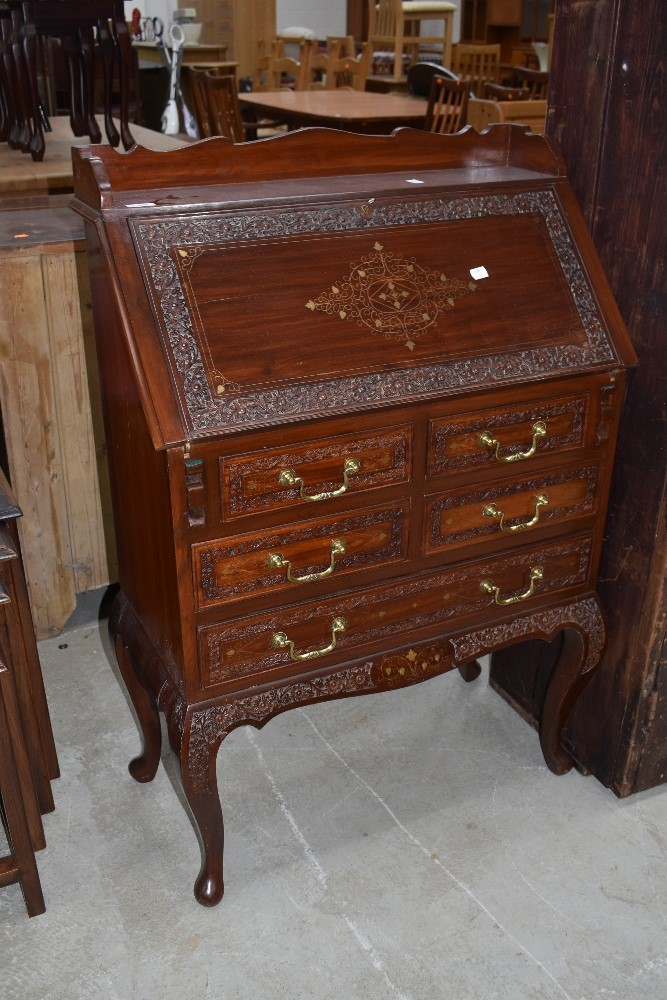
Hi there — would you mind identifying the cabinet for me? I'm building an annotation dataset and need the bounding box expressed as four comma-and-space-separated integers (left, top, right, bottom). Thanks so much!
463, 0, 553, 60
71, 125, 635, 905
181, 0, 275, 78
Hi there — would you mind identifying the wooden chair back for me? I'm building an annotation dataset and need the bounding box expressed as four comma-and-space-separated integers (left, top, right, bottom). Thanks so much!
424, 74, 469, 134
254, 38, 284, 91
328, 42, 372, 91
466, 97, 547, 134
451, 43, 500, 97
367, 0, 405, 82
511, 67, 549, 99
203, 71, 245, 142
303, 40, 330, 90
327, 35, 356, 58
407, 61, 458, 97
188, 66, 215, 137
482, 82, 530, 101
266, 40, 309, 91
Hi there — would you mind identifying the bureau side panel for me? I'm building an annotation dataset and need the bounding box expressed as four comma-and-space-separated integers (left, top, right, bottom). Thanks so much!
84, 224, 185, 687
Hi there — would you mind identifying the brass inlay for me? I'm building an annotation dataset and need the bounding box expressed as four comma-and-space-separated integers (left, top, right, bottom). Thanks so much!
479, 420, 547, 463
278, 457, 361, 502
305, 241, 476, 350
268, 539, 346, 583
271, 617, 347, 662
479, 566, 544, 606
483, 493, 549, 533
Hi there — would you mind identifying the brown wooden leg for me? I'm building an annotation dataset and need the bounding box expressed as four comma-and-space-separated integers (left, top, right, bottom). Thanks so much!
539, 627, 590, 775
457, 659, 482, 683
171, 708, 225, 907
113, 632, 161, 783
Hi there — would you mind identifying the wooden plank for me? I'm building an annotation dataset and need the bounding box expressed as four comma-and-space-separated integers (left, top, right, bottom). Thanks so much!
42, 248, 116, 594
0, 255, 76, 636
491, 0, 667, 796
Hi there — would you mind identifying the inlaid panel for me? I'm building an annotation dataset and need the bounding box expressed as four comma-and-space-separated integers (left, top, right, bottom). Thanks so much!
193, 502, 410, 609
427, 393, 589, 476
424, 464, 600, 554
220, 425, 412, 519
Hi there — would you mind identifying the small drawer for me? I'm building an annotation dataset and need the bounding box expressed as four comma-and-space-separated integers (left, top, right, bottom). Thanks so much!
199, 534, 593, 687
221, 425, 412, 519
424, 464, 600, 555
427, 394, 589, 477
193, 502, 410, 609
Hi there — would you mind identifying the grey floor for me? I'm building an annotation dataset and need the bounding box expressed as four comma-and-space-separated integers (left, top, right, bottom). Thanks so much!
2, 611, 667, 1000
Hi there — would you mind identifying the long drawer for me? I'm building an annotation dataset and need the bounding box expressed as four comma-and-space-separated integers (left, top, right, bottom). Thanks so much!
198, 533, 594, 688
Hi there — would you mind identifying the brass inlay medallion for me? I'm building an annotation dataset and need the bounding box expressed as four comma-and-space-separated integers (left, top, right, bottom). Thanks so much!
306, 242, 476, 350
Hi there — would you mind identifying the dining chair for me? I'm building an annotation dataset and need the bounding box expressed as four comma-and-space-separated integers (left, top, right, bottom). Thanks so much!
303, 39, 331, 90
266, 39, 309, 91
406, 60, 458, 97
510, 67, 549, 99
202, 71, 245, 142
482, 82, 530, 101
328, 42, 372, 91
424, 73, 469, 134
466, 96, 547, 134
368, 0, 457, 83
254, 38, 283, 92
451, 42, 501, 98
188, 65, 215, 137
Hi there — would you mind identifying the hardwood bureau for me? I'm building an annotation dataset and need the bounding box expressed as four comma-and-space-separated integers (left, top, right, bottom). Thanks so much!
70, 125, 636, 906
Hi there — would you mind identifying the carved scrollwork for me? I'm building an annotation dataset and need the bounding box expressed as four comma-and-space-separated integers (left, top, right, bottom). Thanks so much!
448, 595, 605, 673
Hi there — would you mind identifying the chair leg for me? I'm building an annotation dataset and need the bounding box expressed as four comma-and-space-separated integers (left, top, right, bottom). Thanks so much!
0, 664, 45, 917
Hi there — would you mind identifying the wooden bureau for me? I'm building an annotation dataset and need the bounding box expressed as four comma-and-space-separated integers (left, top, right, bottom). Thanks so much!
71, 126, 636, 906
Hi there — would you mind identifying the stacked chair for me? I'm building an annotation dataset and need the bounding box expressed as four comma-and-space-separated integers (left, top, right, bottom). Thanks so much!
0, 469, 59, 917
0, 0, 134, 161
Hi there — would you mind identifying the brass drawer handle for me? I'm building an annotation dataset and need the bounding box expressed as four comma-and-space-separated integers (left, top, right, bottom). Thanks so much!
278, 457, 361, 502
478, 421, 547, 463
271, 616, 347, 661
483, 493, 549, 533
479, 565, 544, 606
267, 538, 346, 583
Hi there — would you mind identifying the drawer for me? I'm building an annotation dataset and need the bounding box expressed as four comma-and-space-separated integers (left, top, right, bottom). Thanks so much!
424, 464, 600, 556
221, 425, 412, 519
199, 534, 593, 687
192, 502, 411, 609
427, 394, 589, 477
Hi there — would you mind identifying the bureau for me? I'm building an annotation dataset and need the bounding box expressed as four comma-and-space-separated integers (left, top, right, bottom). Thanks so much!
71, 125, 636, 906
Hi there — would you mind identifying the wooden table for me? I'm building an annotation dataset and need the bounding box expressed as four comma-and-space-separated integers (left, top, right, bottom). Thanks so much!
240, 90, 428, 134
0, 118, 184, 199
133, 41, 228, 67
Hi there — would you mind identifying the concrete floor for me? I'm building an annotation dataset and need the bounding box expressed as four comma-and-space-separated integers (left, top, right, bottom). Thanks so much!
2, 612, 667, 1000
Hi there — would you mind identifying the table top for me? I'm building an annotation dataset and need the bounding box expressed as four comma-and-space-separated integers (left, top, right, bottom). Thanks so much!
240, 90, 428, 131
0, 118, 185, 198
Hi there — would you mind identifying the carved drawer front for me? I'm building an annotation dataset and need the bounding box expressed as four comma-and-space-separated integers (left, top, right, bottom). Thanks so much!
199, 534, 593, 687
221, 426, 412, 520
192, 502, 410, 610
424, 464, 601, 556
427, 394, 590, 477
